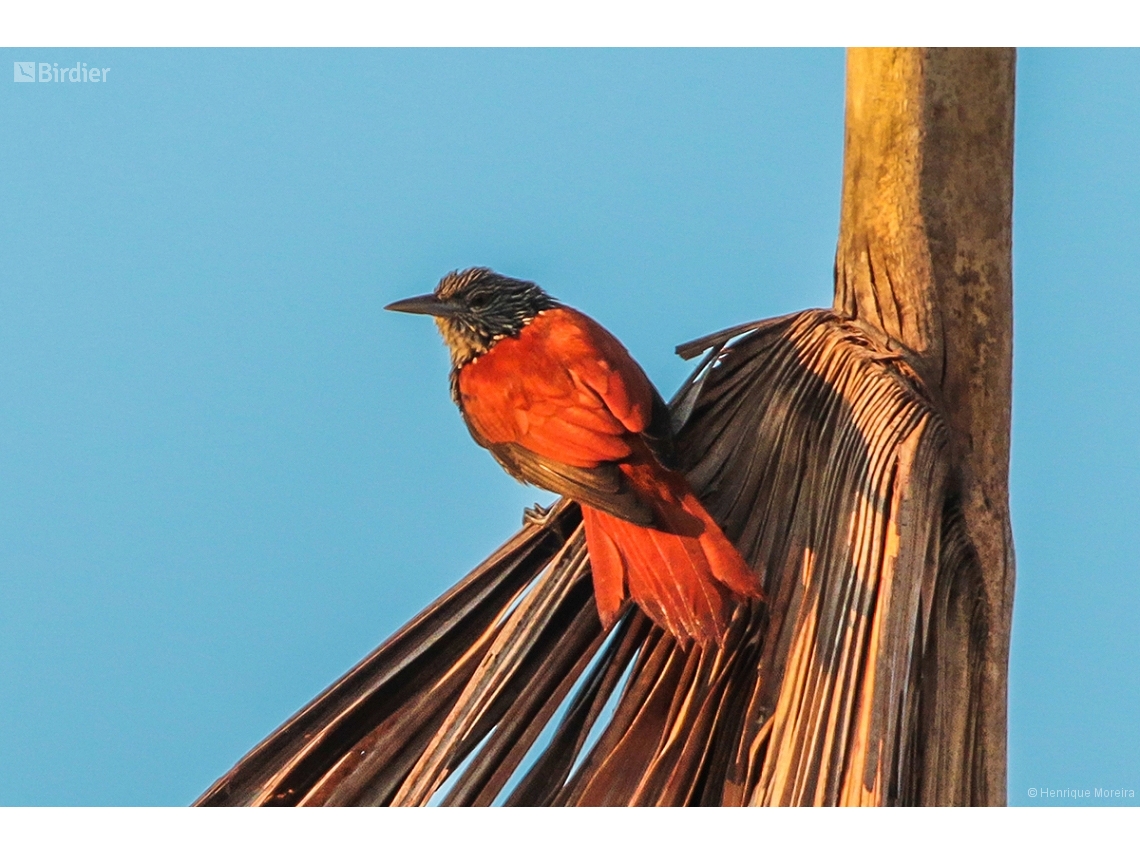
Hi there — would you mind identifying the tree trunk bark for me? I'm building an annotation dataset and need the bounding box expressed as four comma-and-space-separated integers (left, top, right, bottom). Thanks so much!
834, 47, 1016, 805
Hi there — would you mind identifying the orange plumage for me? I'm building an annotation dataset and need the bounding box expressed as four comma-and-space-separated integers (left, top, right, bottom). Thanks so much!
387, 268, 763, 646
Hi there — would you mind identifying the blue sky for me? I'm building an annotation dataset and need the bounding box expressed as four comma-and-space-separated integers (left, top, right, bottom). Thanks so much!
0, 49, 1136, 806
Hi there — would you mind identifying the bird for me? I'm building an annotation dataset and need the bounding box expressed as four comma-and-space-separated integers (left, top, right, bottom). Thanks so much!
386, 267, 763, 646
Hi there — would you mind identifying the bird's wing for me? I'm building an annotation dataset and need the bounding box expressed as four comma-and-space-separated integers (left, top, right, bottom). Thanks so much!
553, 310, 677, 469
461, 308, 674, 457
484, 441, 655, 526
457, 307, 676, 519
638, 387, 679, 470
456, 310, 679, 515
457, 310, 639, 465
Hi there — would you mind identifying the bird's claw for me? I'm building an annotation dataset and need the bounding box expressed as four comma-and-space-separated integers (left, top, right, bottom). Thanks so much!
522, 502, 554, 526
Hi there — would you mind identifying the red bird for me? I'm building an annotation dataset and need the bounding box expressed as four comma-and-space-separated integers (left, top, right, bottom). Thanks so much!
387, 268, 762, 646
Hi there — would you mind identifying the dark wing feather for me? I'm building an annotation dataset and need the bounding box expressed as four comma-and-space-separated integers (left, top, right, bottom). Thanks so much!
639, 387, 678, 470
487, 441, 656, 527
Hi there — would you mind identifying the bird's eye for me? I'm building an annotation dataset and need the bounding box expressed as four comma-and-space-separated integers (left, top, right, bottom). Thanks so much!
468, 294, 490, 310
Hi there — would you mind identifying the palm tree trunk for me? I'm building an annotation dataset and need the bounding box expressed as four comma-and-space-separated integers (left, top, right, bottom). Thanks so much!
834, 47, 1015, 805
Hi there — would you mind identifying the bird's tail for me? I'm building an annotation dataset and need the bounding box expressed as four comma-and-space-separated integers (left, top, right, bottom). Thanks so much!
582, 475, 763, 646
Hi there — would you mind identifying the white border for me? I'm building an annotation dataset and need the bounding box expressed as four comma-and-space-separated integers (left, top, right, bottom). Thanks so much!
2, 806, 1140, 853
3, 0, 1139, 47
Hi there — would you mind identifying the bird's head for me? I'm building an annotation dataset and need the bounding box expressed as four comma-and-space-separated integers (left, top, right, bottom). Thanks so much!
386, 267, 559, 367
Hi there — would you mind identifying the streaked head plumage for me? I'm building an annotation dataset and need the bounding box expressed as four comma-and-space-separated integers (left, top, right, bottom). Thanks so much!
387, 267, 559, 367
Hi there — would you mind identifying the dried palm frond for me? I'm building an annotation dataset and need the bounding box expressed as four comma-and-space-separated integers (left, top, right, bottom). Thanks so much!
195, 308, 987, 807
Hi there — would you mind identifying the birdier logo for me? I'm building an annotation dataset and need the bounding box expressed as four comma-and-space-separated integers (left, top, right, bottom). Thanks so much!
13, 61, 110, 83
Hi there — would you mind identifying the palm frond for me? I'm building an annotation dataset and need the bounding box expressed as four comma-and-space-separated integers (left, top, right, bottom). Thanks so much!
196, 309, 986, 807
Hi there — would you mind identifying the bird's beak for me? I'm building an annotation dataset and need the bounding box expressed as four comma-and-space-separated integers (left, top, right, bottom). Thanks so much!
384, 293, 462, 318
